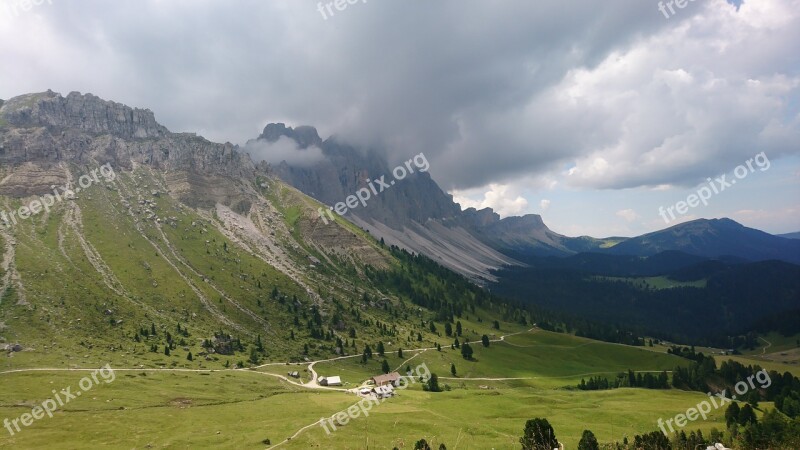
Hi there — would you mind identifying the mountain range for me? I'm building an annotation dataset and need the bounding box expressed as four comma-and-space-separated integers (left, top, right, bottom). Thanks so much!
1, 91, 797, 350
258, 123, 800, 272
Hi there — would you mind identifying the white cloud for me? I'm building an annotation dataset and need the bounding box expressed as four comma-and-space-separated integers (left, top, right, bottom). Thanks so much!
451, 184, 529, 218
616, 209, 640, 222
244, 136, 325, 168
556, 0, 800, 190
540, 199, 551, 211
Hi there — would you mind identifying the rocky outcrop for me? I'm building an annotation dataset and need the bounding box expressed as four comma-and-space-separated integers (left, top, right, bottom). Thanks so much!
0, 91, 260, 203
456, 210, 573, 256
0, 162, 68, 197
1, 91, 167, 140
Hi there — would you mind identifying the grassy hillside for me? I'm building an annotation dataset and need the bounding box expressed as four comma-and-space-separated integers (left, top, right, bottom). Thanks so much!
314, 330, 685, 389
0, 330, 739, 449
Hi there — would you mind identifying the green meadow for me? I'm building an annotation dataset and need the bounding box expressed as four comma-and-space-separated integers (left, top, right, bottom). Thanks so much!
2, 328, 744, 448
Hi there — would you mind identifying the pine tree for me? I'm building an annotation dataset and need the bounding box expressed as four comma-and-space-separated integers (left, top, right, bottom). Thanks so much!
426, 373, 441, 392
577, 430, 599, 450
414, 439, 431, 450
450, 363, 456, 376
461, 343, 473, 360
725, 402, 741, 427
381, 359, 390, 374
249, 347, 260, 365
738, 403, 757, 425
520, 418, 558, 450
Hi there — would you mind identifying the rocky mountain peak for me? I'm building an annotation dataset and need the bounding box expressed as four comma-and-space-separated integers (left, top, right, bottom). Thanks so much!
259, 123, 322, 149
0, 91, 258, 206
460, 207, 501, 227
0, 90, 168, 140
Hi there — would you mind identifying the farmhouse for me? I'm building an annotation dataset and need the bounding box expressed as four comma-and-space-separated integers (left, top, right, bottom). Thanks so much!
370, 372, 401, 387
287, 371, 299, 378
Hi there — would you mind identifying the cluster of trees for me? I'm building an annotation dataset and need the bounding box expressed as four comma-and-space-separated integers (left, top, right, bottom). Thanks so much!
670, 347, 800, 419
493, 261, 800, 347
577, 370, 669, 391
518, 416, 792, 450
670, 350, 717, 391
626, 370, 670, 389
517, 419, 664, 450
669, 428, 724, 450
776, 389, 800, 418
403, 439, 447, 450
369, 246, 662, 352
578, 375, 616, 391
724, 404, 800, 449
406, 414, 800, 449
717, 360, 800, 419
724, 402, 756, 427
366, 247, 533, 339
137, 322, 194, 356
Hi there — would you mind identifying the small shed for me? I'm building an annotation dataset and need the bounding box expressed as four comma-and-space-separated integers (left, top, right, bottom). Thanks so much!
318, 376, 342, 386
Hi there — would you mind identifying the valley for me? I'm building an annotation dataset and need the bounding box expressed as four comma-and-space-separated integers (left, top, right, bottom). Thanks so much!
0, 92, 797, 449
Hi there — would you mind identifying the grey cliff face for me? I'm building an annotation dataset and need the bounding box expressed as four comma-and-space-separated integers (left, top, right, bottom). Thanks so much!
0, 91, 257, 179
1, 91, 167, 140
0, 91, 260, 208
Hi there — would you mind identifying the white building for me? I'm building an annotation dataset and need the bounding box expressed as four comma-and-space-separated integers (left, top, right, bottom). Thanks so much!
318, 375, 342, 386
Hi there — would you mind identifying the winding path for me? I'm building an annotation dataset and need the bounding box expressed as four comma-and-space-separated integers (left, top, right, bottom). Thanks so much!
759, 336, 772, 355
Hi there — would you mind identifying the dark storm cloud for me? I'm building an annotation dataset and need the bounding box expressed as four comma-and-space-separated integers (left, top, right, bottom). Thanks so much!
1, 0, 798, 192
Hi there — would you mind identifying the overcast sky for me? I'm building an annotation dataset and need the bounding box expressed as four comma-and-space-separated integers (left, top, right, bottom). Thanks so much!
1, 0, 798, 236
